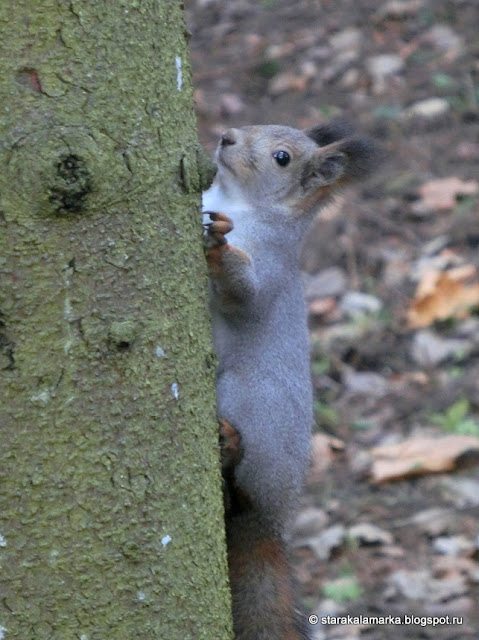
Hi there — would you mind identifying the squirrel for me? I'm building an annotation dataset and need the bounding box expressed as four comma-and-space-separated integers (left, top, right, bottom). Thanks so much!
202, 120, 376, 640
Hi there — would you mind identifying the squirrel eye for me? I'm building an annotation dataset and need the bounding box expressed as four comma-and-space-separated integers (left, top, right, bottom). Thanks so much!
273, 150, 290, 167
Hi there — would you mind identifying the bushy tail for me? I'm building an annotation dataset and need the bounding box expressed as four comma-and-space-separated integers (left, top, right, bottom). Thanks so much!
226, 514, 312, 640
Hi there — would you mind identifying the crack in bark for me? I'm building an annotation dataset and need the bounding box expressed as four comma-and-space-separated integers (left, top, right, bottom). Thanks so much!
0, 312, 15, 371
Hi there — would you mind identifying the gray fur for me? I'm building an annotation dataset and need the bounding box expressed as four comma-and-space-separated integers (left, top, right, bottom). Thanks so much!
203, 123, 375, 639
202, 125, 353, 532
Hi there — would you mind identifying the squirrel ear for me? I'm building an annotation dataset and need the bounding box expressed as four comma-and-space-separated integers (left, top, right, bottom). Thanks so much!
308, 150, 347, 186
305, 117, 380, 181
334, 137, 378, 179
304, 118, 356, 146
302, 136, 378, 192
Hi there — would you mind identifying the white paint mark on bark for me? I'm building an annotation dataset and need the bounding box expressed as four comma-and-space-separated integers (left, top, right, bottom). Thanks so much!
175, 56, 182, 91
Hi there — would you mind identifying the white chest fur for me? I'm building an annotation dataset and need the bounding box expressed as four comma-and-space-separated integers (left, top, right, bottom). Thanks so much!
202, 182, 253, 247
203, 183, 250, 217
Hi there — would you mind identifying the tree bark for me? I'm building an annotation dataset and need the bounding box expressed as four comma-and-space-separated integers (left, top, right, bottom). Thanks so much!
0, 1, 232, 638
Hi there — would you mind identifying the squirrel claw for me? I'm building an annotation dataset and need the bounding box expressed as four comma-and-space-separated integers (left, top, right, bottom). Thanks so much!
204, 210, 231, 223
203, 210, 233, 247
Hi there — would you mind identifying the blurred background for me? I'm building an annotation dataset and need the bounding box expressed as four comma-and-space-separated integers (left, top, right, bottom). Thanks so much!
186, 1, 479, 638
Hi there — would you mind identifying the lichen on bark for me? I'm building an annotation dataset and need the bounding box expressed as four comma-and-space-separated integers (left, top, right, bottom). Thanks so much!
0, 1, 232, 639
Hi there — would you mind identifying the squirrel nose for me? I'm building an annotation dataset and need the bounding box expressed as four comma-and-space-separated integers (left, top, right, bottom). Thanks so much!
220, 129, 237, 146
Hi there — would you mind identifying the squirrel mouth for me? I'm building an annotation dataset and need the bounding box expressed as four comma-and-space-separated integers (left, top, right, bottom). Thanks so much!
217, 147, 236, 176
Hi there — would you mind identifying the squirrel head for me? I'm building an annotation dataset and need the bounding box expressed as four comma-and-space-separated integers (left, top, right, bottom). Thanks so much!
214, 120, 377, 216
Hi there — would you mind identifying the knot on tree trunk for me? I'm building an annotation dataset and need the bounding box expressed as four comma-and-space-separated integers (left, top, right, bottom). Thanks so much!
49, 154, 92, 215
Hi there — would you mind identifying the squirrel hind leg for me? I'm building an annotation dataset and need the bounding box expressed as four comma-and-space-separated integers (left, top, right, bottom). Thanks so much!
219, 419, 252, 516
219, 418, 243, 470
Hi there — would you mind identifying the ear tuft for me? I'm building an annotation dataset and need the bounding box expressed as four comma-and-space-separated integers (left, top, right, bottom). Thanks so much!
335, 136, 379, 180
305, 118, 356, 146
306, 119, 381, 181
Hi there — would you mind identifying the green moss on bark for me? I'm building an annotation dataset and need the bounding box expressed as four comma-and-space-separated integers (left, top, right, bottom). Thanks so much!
0, 1, 232, 638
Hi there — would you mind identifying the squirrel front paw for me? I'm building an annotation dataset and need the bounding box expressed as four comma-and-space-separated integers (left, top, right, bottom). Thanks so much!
203, 210, 252, 293
203, 211, 233, 248
219, 418, 243, 471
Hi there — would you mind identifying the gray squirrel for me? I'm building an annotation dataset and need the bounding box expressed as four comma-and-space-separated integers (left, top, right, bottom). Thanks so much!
202, 120, 376, 640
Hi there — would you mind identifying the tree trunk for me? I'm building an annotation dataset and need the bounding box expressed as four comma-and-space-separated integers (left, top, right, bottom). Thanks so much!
0, 1, 232, 638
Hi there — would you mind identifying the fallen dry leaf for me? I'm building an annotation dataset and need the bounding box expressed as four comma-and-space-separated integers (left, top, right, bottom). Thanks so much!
369, 435, 479, 483
433, 556, 479, 582
308, 433, 344, 481
308, 297, 337, 317
412, 176, 478, 213
268, 72, 310, 96
268, 62, 316, 96
373, 0, 425, 22
407, 267, 479, 328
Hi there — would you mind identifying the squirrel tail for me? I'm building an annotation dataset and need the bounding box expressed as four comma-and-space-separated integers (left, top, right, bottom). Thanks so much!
226, 514, 312, 640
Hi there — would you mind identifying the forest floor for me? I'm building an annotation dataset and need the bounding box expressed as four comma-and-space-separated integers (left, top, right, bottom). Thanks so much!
186, 1, 479, 638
